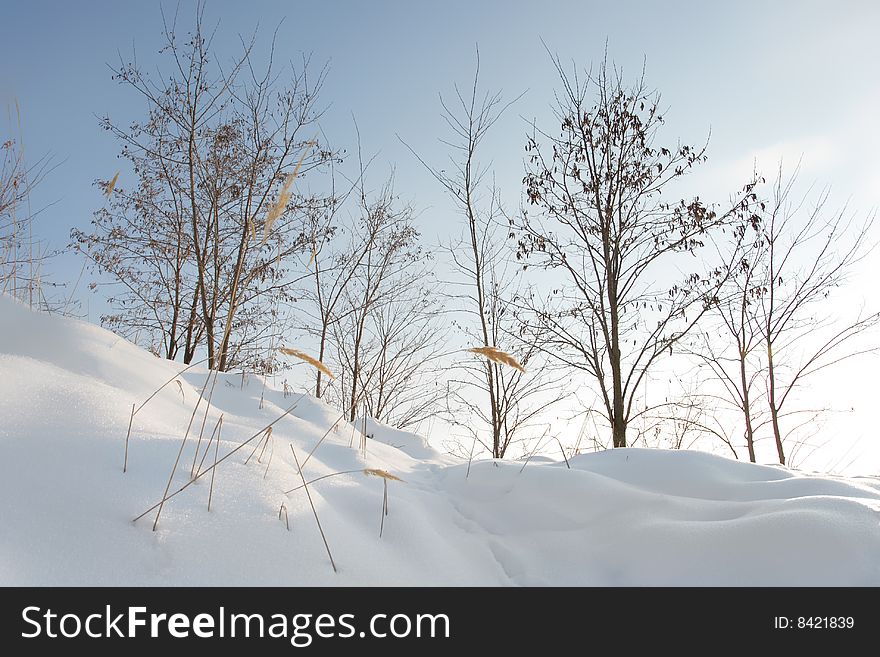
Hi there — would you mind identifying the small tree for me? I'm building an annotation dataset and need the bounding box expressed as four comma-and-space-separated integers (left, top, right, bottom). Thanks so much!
72, 6, 335, 369
517, 55, 759, 448
704, 166, 879, 465
326, 176, 444, 427
405, 51, 565, 458
1, 124, 54, 307
686, 226, 768, 462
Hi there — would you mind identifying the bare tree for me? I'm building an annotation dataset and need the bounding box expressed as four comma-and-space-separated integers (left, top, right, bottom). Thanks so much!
326, 176, 443, 427
517, 54, 760, 448
295, 154, 372, 399
705, 166, 879, 465
404, 51, 565, 458
1, 118, 55, 308
353, 282, 447, 430
72, 4, 335, 369
684, 221, 768, 461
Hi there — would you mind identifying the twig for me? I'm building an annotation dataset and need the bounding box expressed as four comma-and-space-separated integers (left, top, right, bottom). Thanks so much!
289, 444, 337, 573
207, 416, 224, 511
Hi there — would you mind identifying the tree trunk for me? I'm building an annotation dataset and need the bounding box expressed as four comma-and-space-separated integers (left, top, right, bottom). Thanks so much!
348, 317, 365, 422
187, 130, 215, 370
608, 276, 626, 447
315, 328, 327, 398
766, 341, 786, 465
739, 350, 757, 462
182, 279, 201, 364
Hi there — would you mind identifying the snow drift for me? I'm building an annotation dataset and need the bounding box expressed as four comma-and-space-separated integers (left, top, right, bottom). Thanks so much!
1, 295, 879, 585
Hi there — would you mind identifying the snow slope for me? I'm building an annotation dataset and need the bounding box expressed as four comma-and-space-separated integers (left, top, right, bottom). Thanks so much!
1, 295, 879, 586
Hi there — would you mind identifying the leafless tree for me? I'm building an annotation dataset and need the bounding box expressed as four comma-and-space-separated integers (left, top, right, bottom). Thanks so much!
703, 165, 879, 465
403, 50, 566, 458
352, 280, 447, 430
684, 223, 769, 461
1, 118, 55, 308
325, 175, 445, 428
295, 150, 373, 399
516, 54, 760, 448
72, 4, 336, 369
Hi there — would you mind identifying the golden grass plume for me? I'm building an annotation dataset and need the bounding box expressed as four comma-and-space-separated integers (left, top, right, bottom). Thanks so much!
262, 142, 315, 245
105, 171, 120, 198
279, 347, 335, 379
363, 468, 404, 482
468, 346, 525, 372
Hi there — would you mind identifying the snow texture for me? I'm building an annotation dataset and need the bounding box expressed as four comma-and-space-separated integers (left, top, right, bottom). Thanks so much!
1, 295, 879, 585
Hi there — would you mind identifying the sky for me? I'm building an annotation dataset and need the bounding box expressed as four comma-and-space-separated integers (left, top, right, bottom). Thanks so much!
2, 0, 879, 472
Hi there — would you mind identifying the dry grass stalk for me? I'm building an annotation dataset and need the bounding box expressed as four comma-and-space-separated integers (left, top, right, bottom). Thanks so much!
257, 428, 273, 463
298, 409, 351, 473
133, 393, 307, 525
283, 468, 404, 494
466, 435, 477, 479
123, 403, 134, 473
262, 142, 315, 246
278, 502, 290, 531
283, 469, 360, 495
195, 414, 224, 477
519, 428, 551, 474
262, 435, 275, 479
468, 346, 525, 372
207, 415, 224, 511
190, 368, 220, 477
245, 426, 273, 465
289, 443, 337, 573
174, 380, 185, 401
518, 452, 536, 474
553, 436, 571, 469
279, 347, 335, 380
379, 478, 388, 538
133, 357, 209, 417
105, 171, 119, 198
123, 357, 210, 472
152, 367, 214, 531
361, 415, 368, 459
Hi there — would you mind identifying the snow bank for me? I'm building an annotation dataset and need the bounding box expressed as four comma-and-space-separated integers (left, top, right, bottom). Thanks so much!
1, 295, 879, 585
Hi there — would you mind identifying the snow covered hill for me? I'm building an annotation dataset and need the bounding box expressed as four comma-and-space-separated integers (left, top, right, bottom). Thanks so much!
1, 295, 879, 585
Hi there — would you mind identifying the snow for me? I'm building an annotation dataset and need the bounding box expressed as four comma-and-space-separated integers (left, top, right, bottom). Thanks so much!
1, 294, 879, 585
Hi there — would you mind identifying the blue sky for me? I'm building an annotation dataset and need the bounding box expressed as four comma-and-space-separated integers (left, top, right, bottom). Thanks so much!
4, 0, 879, 268
3, 0, 879, 471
